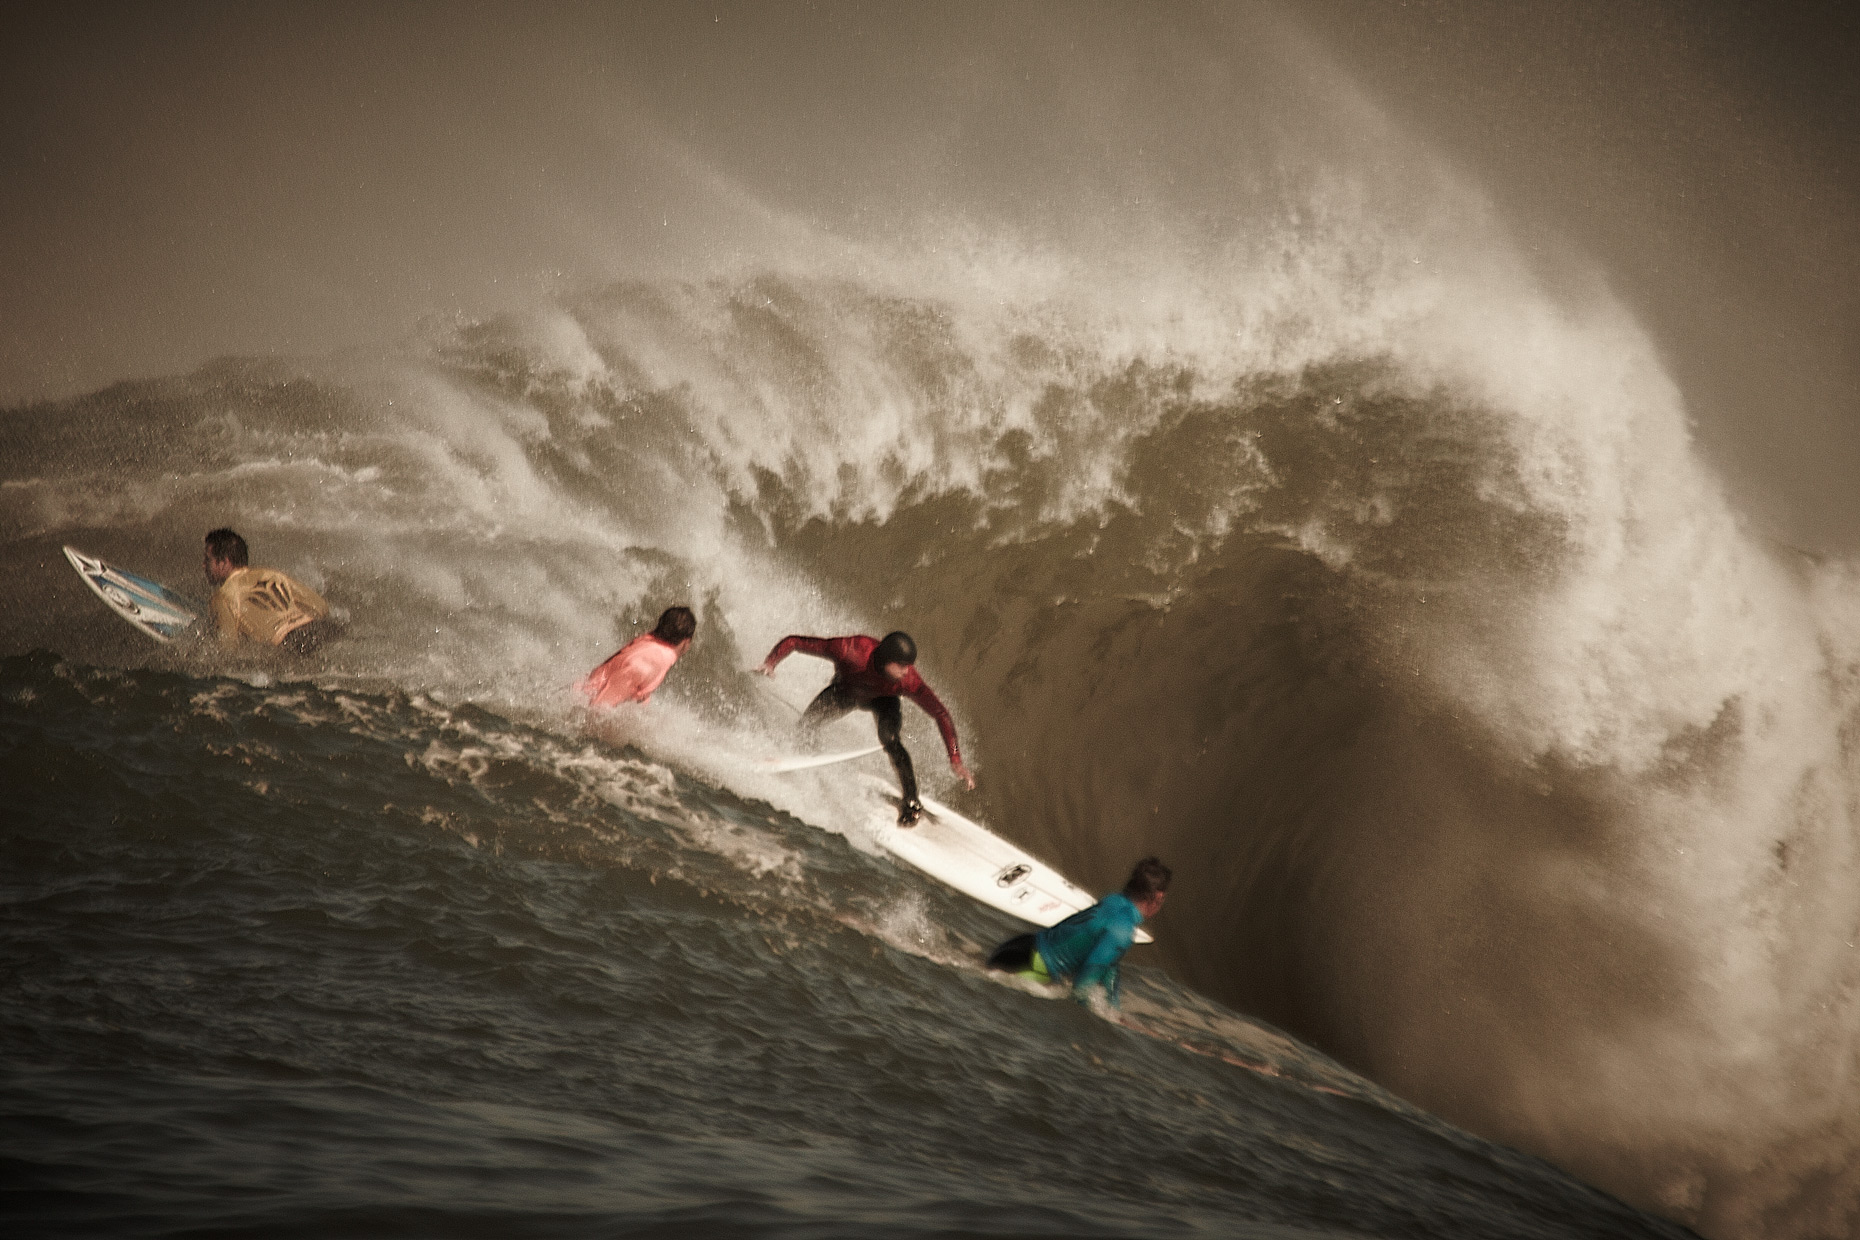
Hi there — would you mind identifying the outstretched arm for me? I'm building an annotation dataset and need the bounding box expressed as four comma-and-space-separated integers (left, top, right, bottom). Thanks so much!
758, 634, 834, 676
904, 682, 974, 789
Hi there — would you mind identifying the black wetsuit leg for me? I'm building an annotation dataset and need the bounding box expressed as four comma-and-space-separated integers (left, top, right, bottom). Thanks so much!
987, 934, 1037, 971
802, 684, 920, 821
800, 681, 859, 733
869, 695, 920, 810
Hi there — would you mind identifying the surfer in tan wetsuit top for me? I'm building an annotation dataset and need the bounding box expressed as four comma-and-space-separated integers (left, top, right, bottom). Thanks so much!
758, 630, 973, 826
202, 528, 332, 653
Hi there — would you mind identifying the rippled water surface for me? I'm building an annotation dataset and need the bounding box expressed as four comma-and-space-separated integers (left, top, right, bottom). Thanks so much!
2, 655, 1693, 1238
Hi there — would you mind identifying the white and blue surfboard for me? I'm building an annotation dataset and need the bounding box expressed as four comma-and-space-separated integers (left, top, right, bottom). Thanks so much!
63, 546, 201, 644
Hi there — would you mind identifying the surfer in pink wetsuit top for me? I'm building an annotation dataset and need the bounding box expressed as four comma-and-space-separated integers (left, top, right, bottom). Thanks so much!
757, 631, 973, 825
578, 606, 696, 707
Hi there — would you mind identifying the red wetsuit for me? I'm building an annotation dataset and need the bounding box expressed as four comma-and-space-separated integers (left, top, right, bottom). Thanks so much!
762, 634, 963, 765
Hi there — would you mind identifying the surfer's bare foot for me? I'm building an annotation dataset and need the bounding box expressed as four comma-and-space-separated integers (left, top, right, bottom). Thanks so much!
898, 800, 924, 827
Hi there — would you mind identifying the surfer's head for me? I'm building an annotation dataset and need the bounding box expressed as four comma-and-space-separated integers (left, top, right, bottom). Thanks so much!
203, 527, 248, 586
874, 631, 917, 681
1123, 857, 1172, 918
651, 606, 697, 649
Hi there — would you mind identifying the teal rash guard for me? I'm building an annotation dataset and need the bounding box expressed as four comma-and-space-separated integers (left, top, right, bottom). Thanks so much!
1034, 892, 1147, 1006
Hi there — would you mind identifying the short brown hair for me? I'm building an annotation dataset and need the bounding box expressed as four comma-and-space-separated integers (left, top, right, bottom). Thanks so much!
1123, 857, 1171, 901
651, 606, 696, 644
205, 528, 249, 566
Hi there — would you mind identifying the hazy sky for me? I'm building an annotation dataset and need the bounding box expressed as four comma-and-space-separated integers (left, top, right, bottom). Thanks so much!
1292, 0, 1860, 551
4, 1, 1856, 547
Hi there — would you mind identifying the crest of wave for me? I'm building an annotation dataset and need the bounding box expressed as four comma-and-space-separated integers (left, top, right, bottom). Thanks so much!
317, 191, 1860, 1236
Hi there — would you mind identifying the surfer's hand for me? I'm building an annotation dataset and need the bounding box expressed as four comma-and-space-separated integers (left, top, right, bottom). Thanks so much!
755, 660, 777, 677
953, 759, 975, 790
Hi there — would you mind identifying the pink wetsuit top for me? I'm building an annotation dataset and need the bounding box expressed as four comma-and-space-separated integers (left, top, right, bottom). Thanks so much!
578, 634, 682, 707
763, 634, 962, 764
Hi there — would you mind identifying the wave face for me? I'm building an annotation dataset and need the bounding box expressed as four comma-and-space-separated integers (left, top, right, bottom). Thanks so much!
2, 653, 1694, 1239
5, 233, 1860, 1237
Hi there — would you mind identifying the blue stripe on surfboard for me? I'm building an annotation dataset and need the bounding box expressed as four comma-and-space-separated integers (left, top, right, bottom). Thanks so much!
64, 546, 201, 643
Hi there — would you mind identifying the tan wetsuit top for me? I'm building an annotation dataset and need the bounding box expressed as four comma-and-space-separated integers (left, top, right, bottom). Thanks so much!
209, 566, 330, 646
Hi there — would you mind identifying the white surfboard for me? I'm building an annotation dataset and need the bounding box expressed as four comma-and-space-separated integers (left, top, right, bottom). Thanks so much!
860, 775, 1154, 943
754, 744, 883, 774
63, 546, 201, 644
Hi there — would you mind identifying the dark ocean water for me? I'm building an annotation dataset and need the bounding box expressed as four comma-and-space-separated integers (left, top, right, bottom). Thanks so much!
1, 653, 1693, 1239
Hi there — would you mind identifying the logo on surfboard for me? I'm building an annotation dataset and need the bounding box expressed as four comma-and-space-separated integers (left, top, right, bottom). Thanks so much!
97, 581, 149, 617
994, 863, 1031, 888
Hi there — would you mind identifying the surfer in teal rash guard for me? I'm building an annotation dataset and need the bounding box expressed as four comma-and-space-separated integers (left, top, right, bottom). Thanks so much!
757, 630, 973, 825
987, 858, 1171, 1007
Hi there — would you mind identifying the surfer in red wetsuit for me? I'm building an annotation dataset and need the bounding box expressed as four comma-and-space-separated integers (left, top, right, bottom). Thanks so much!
757, 631, 973, 825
